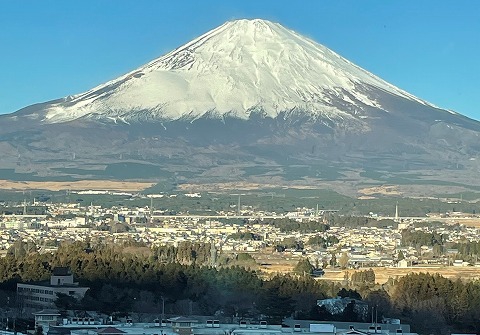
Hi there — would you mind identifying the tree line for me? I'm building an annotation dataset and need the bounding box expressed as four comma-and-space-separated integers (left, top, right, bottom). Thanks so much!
2, 240, 480, 334
401, 229, 480, 262
401, 230, 446, 248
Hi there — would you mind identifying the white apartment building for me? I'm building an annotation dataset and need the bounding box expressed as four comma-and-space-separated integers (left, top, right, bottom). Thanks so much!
17, 267, 89, 310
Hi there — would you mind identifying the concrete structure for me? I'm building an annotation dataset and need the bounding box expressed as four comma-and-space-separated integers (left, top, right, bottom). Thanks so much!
17, 267, 89, 310
34, 309, 61, 332
46, 317, 416, 335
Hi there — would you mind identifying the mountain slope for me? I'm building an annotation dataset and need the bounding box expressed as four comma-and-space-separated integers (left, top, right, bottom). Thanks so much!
2, 19, 480, 197
11, 19, 436, 124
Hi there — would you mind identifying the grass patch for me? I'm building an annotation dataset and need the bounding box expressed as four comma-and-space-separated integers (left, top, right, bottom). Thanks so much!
0, 169, 75, 182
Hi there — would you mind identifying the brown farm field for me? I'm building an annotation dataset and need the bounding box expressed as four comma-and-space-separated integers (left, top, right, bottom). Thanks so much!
0, 179, 155, 192
253, 251, 480, 283
321, 266, 480, 283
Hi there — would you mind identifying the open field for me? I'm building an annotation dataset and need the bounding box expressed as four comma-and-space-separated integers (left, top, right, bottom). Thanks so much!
254, 251, 480, 283
254, 251, 306, 275
0, 179, 155, 192
358, 185, 401, 196
449, 218, 480, 228
321, 266, 480, 283
177, 181, 324, 192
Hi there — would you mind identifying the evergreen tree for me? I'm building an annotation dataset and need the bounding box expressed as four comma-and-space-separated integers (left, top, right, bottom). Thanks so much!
341, 301, 359, 322
257, 286, 294, 324
294, 258, 314, 275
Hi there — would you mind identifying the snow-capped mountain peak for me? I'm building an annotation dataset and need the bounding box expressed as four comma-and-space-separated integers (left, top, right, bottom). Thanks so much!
38, 18, 433, 124
4, 19, 480, 194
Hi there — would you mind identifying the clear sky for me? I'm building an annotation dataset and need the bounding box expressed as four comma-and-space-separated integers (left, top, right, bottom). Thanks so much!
0, 1, 478, 119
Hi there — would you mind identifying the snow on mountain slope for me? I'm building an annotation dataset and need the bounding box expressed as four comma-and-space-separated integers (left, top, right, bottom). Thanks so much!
41, 19, 434, 124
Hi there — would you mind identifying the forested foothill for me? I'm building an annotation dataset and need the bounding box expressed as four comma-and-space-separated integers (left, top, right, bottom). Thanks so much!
0, 241, 480, 334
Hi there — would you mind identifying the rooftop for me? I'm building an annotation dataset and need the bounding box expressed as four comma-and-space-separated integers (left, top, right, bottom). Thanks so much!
53, 267, 72, 276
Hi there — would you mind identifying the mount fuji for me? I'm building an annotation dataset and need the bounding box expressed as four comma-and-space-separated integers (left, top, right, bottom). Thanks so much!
1, 19, 480, 196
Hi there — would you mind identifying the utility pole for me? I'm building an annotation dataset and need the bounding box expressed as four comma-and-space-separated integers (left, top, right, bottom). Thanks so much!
394, 202, 399, 221
150, 197, 154, 225
161, 296, 165, 323
237, 195, 241, 216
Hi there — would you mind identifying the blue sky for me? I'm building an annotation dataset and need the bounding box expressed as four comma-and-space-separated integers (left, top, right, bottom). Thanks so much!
0, 1, 478, 119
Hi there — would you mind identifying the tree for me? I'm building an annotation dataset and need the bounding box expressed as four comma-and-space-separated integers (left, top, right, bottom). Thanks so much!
339, 252, 349, 269
55, 292, 80, 311
309, 305, 334, 321
365, 290, 392, 319
257, 286, 294, 324
351, 269, 375, 284
294, 259, 314, 275
390, 273, 453, 334
329, 252, 337, 268
341, 301, 359, 322
337, 288, 362, 300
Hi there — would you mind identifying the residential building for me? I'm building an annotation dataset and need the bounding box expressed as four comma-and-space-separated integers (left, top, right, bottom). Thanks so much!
17, 267, 89, 310
34, 309, 61, 331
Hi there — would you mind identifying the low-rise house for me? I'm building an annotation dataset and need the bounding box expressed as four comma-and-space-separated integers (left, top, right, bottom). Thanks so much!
34, 309, 61, 332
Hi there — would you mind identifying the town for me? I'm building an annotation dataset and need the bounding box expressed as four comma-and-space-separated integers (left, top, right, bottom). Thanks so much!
2, 191, 480, 335
2, 191, 480, 274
